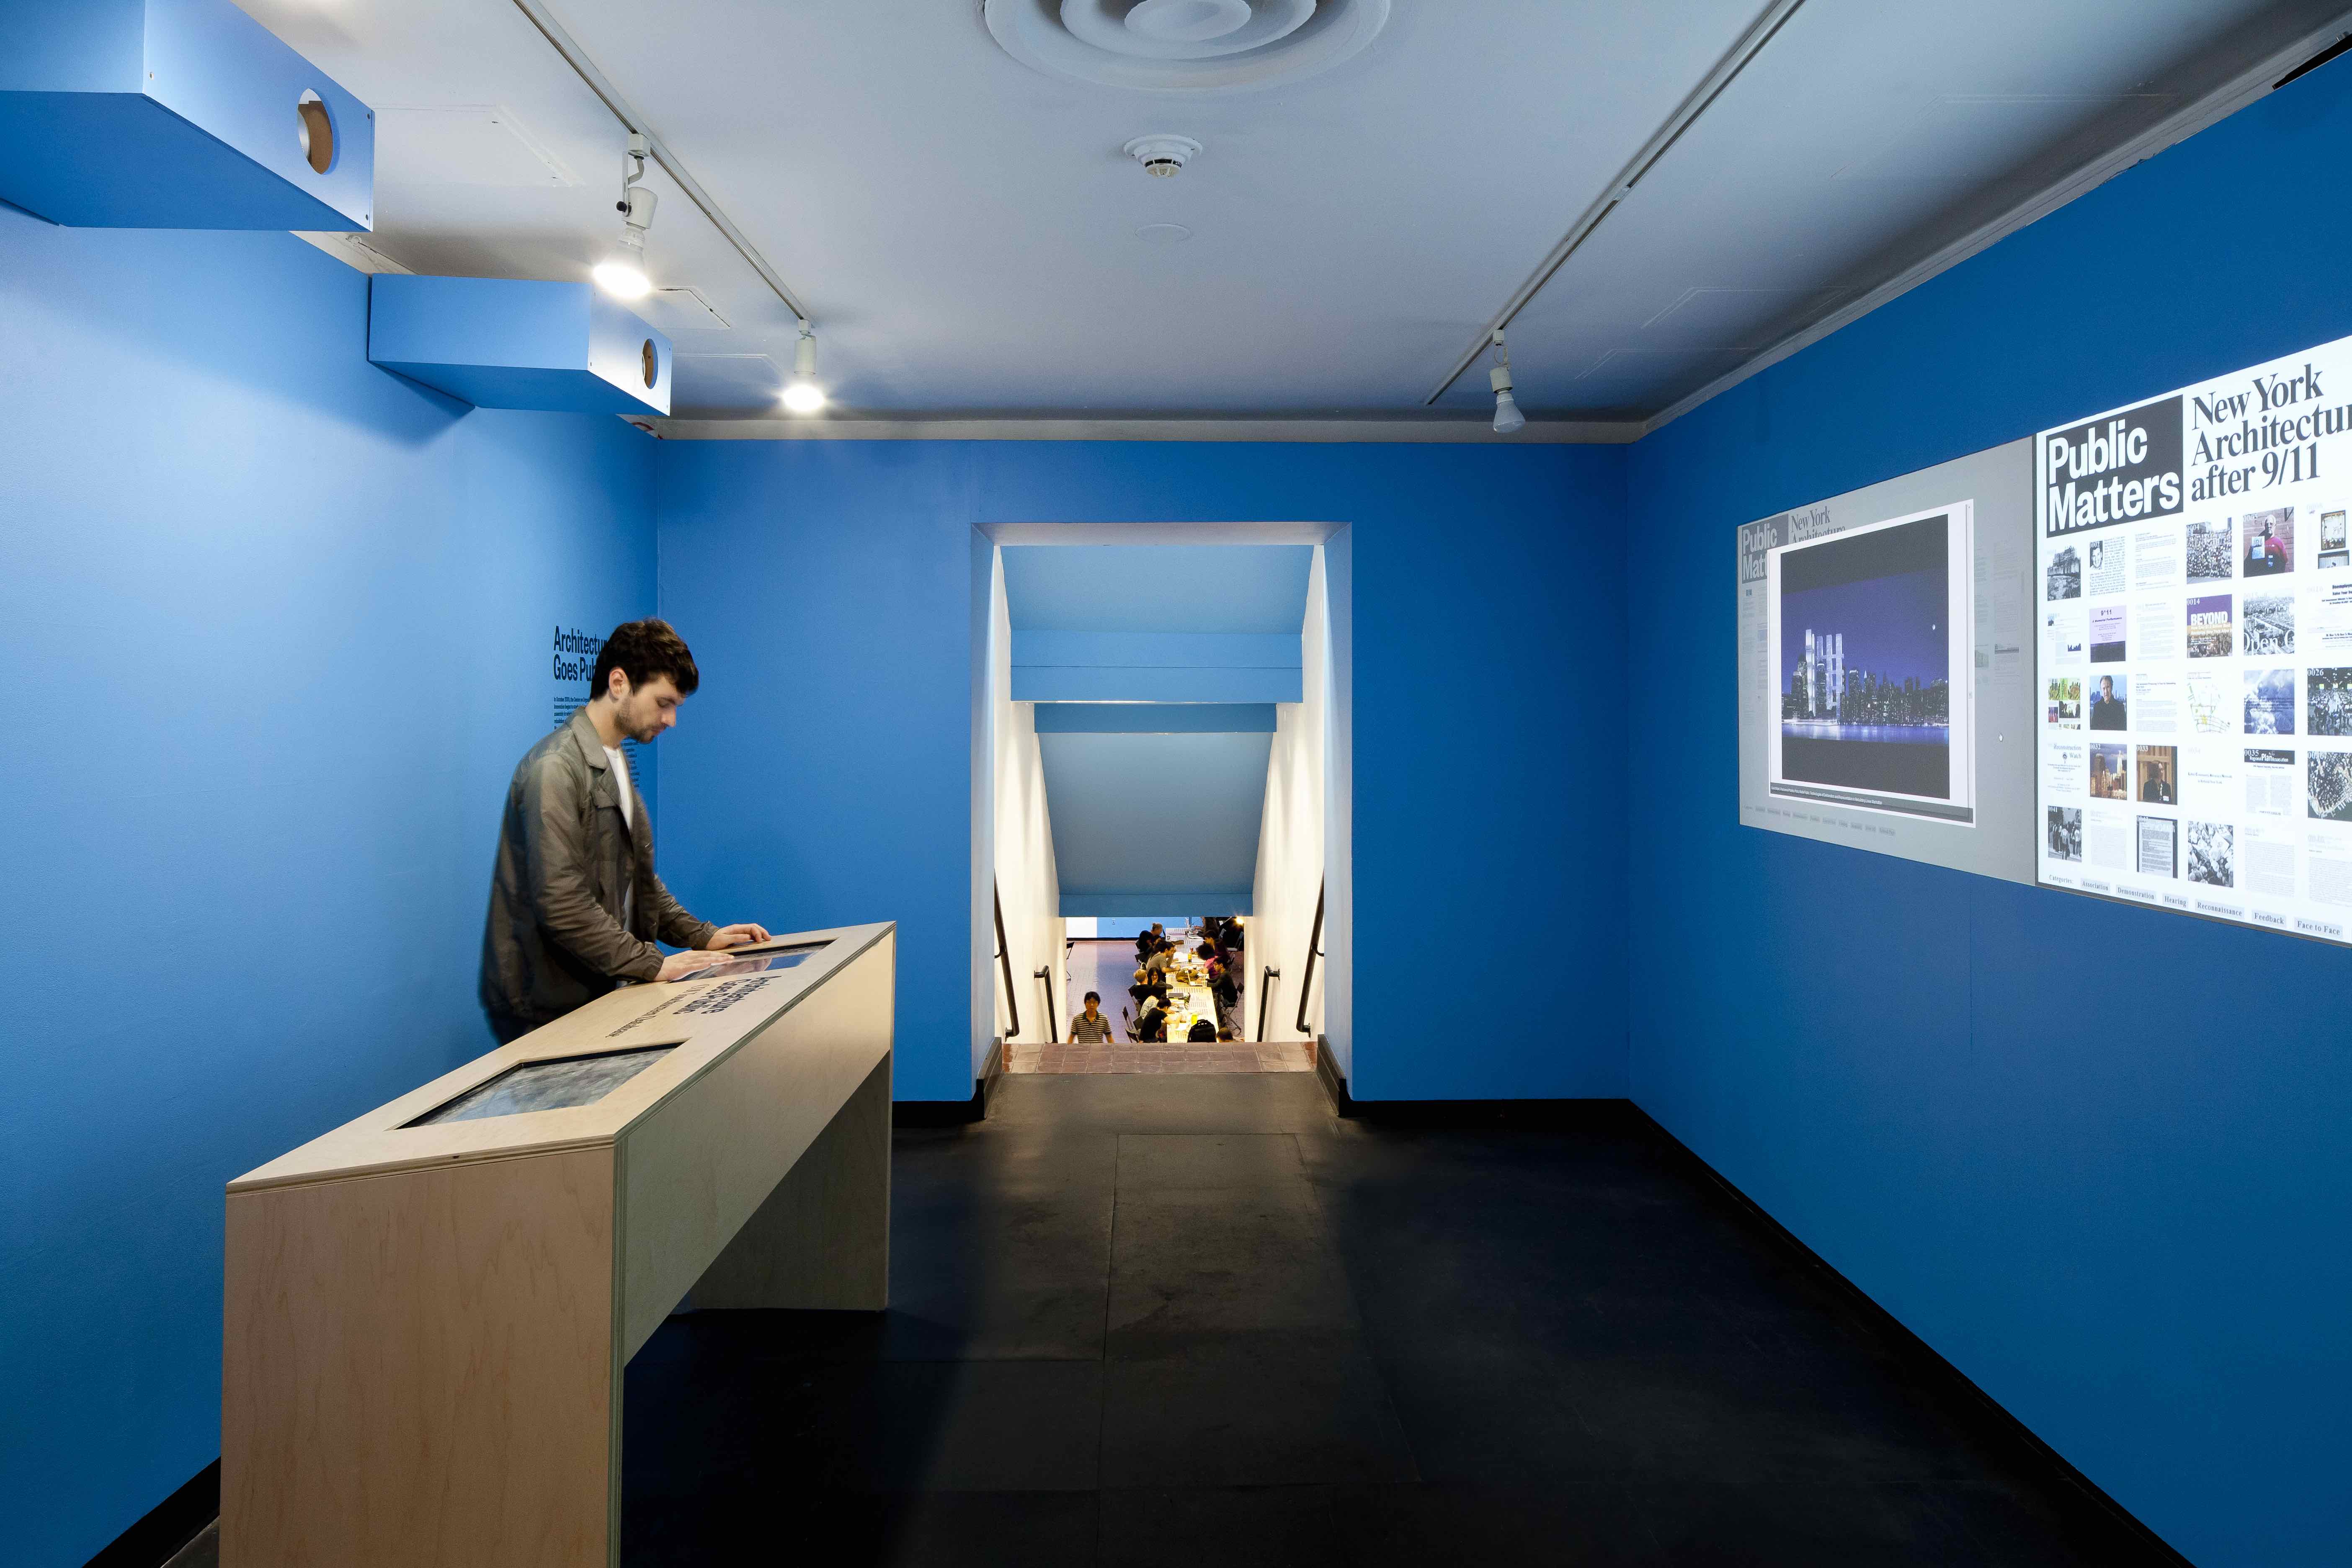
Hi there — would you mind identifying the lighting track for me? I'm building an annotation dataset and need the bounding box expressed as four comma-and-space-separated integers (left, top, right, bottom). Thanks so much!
508, 0, 813, 329
1422, 0, 1807, 405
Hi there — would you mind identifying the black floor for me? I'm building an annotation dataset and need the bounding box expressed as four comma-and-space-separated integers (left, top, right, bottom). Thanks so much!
620, 1075, 2162, 1566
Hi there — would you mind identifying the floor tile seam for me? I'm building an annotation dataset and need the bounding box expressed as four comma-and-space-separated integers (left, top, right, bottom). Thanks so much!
1096, 1136, 1120, 1530
856, 1353, 1113, 1364
826, 1480, 1111, 1497
1279, 1128, 1429, 1486
1095, 1333, 1395, 1366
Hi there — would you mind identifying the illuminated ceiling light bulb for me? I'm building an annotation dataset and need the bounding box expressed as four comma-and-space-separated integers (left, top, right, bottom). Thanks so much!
781, 326, 826, 413
595, 133, 658, 301
1488, 327, 1526, 434
593, 227, 651, 300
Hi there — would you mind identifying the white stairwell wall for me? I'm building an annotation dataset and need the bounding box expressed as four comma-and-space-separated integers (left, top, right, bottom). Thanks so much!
1246, 547, 1329, 1045
991, 549, 1066, 1051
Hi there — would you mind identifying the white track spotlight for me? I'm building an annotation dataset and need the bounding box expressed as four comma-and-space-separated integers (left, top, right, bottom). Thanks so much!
1488, 328, 1525, 434
593, 134, 658, 300
781, 326, 826, 413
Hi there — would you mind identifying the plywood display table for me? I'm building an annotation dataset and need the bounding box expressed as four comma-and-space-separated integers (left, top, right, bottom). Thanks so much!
221, 921, 895, 1567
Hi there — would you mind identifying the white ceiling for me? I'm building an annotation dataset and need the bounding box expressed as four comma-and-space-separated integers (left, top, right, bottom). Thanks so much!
244, 0, 2350, 422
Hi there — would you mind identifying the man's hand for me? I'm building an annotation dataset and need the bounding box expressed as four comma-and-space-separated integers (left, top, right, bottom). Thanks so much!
657, 950, 724, 983
705, 922, 774, 951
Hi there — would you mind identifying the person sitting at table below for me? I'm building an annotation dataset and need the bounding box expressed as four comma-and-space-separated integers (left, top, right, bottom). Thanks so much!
1069, 991, 1114, 1044
1206, 945, 1240, 1034
1128, 965, 1159, 1011
480, 619, 770, 1044
1187, 1016, 1218, 1042
1135, 995, 1168, 1042
1144, 942, 1174, 987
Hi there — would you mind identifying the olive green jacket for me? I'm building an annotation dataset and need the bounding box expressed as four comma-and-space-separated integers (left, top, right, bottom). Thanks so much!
478, 708, 715, 1030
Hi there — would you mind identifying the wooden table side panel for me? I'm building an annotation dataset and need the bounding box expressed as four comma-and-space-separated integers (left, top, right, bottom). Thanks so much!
222, 1148, 620, 1568
691, 1052, 893, 1312
618, 937, 895, 1355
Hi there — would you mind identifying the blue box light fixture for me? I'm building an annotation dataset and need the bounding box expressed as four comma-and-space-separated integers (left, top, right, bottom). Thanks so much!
0, 0, 374, 230
367, 276, 674, 417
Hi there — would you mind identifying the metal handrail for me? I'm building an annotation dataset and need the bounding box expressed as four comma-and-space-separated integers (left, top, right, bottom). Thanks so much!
1295, 882, 1325, 1036
992, 882, 1019, 1040
1036, 966, 1057, 1042
1257, 966, 1281, 1042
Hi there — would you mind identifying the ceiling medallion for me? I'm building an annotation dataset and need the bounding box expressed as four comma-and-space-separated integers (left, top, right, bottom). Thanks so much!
984, 0, 1391, 93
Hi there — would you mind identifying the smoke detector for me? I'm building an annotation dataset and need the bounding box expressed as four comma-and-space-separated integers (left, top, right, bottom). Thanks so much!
1124, 134, 1201, 178
985, 0, 1390, 93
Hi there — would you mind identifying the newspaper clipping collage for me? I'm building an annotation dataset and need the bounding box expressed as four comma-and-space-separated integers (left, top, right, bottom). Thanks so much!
2036, 332, 2352, 944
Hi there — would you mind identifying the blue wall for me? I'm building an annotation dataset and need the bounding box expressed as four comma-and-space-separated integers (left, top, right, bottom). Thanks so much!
1622, 62, 2352, 1568
654, 440, 1630, 1103
0, 209, 660, 1567
20, 50, 2350, 1568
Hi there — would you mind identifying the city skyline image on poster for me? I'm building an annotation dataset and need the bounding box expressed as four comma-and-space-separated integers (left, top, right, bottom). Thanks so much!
1766, 503, 1976, 823
2035, 326, 2352, 947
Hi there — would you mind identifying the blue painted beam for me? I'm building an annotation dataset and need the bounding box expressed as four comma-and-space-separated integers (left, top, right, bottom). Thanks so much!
0, 0, 374, 230
1062, 894, 1253, 917
1001, 544, 1312, 634
1033, 703, 1277, 734
368, 276, 672, 415
1012, 666, 1301, 703
1012, 631, 1300, 669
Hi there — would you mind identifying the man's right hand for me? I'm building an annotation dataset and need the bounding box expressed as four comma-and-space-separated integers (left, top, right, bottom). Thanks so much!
657, 950, 722, 983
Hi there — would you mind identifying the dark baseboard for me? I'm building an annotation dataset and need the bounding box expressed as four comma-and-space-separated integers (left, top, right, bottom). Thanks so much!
892, 1092, 983, 1126
890, 1038, 1004, 1127
85, 1460, 216, 1568
978, 1035, 1005, 1109
1627, 1106, 2194, 1568
1315, 1047, 1644, 1131
1313, 1037, 1351, 1114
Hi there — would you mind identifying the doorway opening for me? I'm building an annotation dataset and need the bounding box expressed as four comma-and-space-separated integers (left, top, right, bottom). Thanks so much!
972, 524, 1351, 1080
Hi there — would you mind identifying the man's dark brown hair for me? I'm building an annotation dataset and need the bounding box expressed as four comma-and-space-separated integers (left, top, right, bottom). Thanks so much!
593, 618, 700, 697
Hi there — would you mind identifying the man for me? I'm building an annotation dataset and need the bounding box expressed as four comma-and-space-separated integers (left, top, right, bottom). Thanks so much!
2089, 675, 2127, 731
480, 619, 769, 1042
2141, 762, 2174, 804
1206, 941, 1240, 1037
1069, 991, 1114, 1044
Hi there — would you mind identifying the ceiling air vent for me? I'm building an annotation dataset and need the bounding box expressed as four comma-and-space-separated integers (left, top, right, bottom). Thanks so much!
984, 0, 1390, 93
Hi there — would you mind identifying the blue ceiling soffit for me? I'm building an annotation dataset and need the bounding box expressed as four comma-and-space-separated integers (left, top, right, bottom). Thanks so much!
1015, 631, 1300, 668
1038, 731, 1272, 909
1034, 703, 1277, 734
1011, 630, 1303, 703
1063, 892, 1253, 918
1014, 666, 1301, 703
1002, 545, 1313, 634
